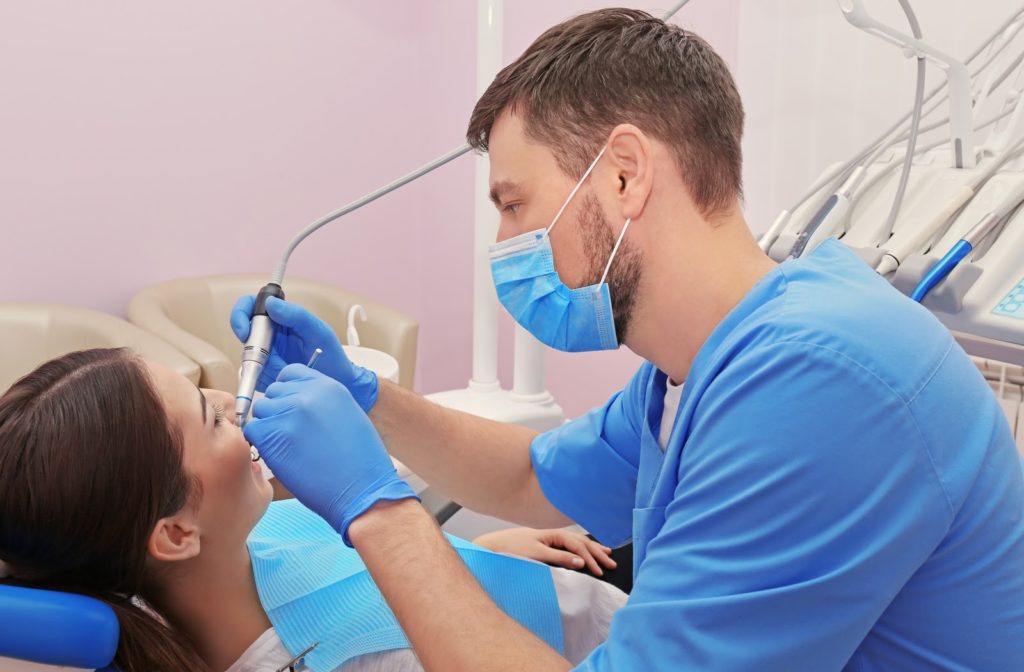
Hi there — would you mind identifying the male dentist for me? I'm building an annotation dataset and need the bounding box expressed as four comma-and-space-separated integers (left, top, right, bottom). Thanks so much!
234, 9, 1024, 671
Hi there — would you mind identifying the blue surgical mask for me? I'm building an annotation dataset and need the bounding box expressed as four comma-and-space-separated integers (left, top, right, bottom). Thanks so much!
489, 146, 633, 352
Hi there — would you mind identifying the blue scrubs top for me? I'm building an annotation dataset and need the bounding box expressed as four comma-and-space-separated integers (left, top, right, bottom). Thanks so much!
531, 239, 1024, 670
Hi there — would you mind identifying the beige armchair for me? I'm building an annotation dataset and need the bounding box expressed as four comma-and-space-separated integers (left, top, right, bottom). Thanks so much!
127, 275, 418, 392
0, 303, 201, 393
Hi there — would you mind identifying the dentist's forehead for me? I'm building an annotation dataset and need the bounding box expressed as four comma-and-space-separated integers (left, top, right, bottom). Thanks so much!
488, 113, 571, 190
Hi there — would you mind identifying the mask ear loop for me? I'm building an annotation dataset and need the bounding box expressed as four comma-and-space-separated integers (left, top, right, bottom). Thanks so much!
599, 217, 633, 286
546, 146, 609, 235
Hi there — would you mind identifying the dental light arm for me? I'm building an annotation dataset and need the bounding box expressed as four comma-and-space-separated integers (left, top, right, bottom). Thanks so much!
787, 1, 933, 260
767, 3, 1024, 247
840, 0, 975, 169
879, 0, 927, 243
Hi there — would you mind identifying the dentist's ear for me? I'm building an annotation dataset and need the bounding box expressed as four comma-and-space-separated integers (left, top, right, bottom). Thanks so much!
148, 514, 201, 563
606, 123, 654, 221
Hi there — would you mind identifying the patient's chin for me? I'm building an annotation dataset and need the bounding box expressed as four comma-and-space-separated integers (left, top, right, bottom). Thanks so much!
252, 463, 273, 500
241, 479, 274, 538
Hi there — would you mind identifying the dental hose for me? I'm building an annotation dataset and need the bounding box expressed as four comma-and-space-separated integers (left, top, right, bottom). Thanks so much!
234, 144, 471, 426
879, 0, 927, 244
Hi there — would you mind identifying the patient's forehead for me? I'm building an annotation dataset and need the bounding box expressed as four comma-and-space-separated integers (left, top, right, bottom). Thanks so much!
142, 360, 198, 429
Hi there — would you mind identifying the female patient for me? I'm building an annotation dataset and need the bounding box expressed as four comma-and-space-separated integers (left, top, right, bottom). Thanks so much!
0, 349, 625, 671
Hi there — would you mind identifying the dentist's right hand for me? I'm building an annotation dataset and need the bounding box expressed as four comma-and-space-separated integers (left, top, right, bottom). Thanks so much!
244, 364, 418, 544
230, 295, 379, 412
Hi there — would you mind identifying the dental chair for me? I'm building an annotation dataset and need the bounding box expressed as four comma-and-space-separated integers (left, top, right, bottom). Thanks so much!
127, 274, 419, 392
0, 302, 201, 392
0, 302, 201, 671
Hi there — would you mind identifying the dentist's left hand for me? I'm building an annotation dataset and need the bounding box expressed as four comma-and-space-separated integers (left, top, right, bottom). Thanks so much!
230, 296, 379, 412
243, 364, 418, 545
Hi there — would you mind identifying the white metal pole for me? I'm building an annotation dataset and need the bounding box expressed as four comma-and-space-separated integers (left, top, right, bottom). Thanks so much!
470, 0, 503, 390
512, 325, 549, 397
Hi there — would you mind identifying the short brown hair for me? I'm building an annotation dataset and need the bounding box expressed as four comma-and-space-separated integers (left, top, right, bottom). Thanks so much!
467, 8, 744, 216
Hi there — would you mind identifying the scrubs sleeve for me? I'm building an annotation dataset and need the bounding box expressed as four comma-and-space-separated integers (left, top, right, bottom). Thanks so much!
576, 342, 954, 671
530, 363, 652, 547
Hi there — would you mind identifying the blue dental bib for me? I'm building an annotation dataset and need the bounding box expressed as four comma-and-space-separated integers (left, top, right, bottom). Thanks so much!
247, 500, 564, 671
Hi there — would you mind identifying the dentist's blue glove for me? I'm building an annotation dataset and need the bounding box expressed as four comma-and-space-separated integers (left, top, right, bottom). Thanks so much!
230, 295, 379, 412
244, 364, 417, 544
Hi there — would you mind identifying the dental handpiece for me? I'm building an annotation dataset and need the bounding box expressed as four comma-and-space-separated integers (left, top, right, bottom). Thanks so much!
236, 283, 286, 427
910, 211, 1003, 303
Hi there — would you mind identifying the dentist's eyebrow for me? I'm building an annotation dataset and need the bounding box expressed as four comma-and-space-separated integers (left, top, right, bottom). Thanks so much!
489, 180, 522, 206
197, 386, 207, 425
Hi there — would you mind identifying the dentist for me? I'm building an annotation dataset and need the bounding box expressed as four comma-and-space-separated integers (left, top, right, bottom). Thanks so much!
233, 9, 1024, 671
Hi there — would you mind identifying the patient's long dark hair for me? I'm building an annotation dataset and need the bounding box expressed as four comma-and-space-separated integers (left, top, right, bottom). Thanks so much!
0, 348, 208, 671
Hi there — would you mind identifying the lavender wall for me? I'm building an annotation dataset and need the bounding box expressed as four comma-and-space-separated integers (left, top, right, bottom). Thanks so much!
0, 1, 738, 418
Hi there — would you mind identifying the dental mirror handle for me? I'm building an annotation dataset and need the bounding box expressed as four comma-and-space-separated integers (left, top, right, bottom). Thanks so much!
306, 348, 323, 370
236, 283, 286, 427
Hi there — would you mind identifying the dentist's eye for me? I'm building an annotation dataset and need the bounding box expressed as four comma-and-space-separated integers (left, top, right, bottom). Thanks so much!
503, 203, 521, 215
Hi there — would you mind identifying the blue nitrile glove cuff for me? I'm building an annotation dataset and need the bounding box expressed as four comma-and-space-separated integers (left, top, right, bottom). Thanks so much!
245, 365, 405, 541
333, 474, 420, 547
349, 365, 380, 414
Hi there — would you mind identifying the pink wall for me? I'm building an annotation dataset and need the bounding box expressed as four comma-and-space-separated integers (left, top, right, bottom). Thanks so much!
0, 1, 738, 418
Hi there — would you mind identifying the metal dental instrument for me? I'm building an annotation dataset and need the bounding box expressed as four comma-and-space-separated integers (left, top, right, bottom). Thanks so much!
274, 641, 319, 672
244, 347, 323, 448
306, 348, 323, 370
234, 1, 694, 427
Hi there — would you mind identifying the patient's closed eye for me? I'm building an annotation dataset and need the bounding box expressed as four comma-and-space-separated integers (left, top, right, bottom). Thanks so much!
212, 403, 227, 427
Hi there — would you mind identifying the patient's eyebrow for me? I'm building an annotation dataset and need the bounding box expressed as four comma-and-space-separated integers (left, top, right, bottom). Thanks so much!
197, 386, 207, 425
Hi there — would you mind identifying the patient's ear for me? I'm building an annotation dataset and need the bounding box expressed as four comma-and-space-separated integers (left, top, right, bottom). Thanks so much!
148, 514, 200, 562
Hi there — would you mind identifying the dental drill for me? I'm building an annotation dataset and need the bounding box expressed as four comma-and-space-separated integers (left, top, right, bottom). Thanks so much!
236, 283, 286, 427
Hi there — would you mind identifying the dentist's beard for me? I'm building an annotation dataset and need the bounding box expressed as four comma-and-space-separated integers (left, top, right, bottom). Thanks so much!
577, 193, 643, 344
